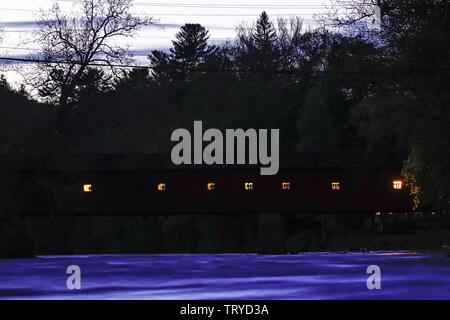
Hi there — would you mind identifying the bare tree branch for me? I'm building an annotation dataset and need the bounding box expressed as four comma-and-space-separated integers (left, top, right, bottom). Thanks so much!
317, 0, 389, 33
26, 0, 153, 108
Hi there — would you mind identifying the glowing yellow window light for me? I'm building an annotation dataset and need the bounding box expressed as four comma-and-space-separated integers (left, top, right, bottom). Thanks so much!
157, 183, 166, 191
331, 182, 340, 191
393, 180, 403, 190
83, 184, 93, 193
207, 183, 216, 191
244, 182, 254, 191
282, 182, 291, 190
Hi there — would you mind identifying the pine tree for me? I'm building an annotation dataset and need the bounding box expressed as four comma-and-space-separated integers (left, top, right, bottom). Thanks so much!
238, 11, 281, 70
170, 24, 216, 70
253, 11, 278, 54
148, 50, 175, 84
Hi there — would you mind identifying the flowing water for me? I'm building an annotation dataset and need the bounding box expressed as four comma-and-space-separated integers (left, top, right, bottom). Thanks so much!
1, 252, 449, 299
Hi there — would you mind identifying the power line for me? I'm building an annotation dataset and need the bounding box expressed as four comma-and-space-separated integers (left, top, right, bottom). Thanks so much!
138, 14, 315, 17
0, 56, 446, 77
132, 2, 333, 8
0, 8, 316, 17
0, 8, 317, 18
53, 0, 354, 9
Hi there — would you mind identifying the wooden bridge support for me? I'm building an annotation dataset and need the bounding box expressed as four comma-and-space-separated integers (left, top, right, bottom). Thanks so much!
257, 212, 287, 254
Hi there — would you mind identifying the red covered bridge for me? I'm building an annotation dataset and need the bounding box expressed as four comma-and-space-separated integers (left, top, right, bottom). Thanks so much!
4, 151, 414, 216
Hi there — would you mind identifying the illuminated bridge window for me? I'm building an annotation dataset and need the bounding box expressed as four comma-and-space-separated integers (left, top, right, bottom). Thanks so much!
282, 182, 291, 190
207, 183, 216, 191
157, 183, 166, 191
83, 184, 93, 193
331, 182, 341, 191
393, 180, 403, 190
244, 182, 254, 191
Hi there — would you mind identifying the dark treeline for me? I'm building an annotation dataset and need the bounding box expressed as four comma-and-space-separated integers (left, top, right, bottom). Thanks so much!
1, 0, 449, 257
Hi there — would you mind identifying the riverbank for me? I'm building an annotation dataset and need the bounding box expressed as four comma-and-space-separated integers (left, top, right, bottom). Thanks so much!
1, 214, 450, 258
287, 231, 450, 253
2, 232, 450, 259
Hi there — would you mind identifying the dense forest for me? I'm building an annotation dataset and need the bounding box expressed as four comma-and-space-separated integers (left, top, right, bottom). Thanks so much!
0, 0, 449, 257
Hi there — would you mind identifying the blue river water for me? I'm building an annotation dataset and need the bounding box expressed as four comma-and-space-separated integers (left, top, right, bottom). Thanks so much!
0, 252, 449, 299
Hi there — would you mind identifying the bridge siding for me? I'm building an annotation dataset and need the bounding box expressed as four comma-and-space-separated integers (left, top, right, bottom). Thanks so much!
15, 167, 412, 216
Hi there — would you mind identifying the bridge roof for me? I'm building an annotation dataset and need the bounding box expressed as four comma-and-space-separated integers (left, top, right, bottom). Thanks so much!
1, 151, 407, 171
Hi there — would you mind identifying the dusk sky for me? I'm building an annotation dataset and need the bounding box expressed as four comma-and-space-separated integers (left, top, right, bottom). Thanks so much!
0, 0, 331, 85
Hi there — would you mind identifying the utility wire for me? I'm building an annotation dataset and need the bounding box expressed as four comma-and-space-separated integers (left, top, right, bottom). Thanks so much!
52, 0, 355, 8
0, 8, 317, 18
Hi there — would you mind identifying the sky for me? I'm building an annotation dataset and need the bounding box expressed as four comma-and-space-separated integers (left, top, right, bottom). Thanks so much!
0, 0, 331, 86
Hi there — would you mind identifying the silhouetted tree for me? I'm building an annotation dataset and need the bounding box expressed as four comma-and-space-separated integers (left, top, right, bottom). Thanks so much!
236, 11, 281, 71
148, 50, 175, 84
114, 68, 150, 91
296, 86, 337, 151
28, 0, 152, 110
252, 11, 279, 65
149, 23, 216, 83
171, 24, 217, 69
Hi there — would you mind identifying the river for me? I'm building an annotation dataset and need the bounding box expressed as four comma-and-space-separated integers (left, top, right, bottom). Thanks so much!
1, 252, 449, 299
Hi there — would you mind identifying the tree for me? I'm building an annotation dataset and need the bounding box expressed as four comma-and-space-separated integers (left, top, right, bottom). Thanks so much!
0, 75, 50, 258
236, 11, 281, 70
296, 86, 337, 152
326, 0, 450, 210
148, 50, 176, 84
321, 0, 389, 35
113, 68, 150, 91
148, 23, 216, 82
253, 12, 278, 53
28, 0, 152, 111
171, 24, 216, 69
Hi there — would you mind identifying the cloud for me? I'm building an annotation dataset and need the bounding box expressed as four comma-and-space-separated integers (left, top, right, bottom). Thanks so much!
0, 20, 45, 29
0, 20, 180, 28
2, 48, 170, 61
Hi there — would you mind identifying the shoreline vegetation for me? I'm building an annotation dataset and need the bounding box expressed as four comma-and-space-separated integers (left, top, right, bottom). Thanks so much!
1, 214, 450, 259
2, 245, 450, 260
